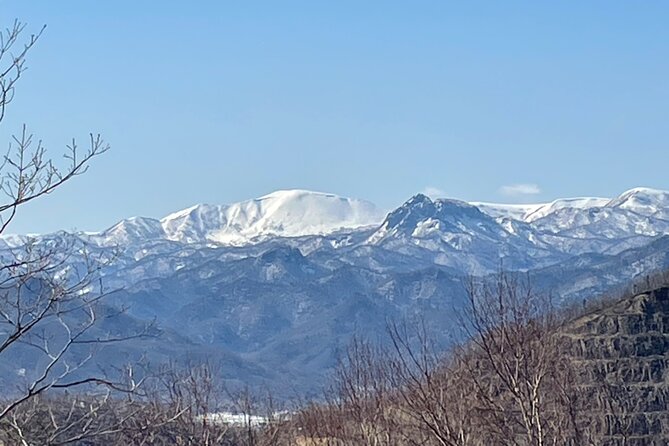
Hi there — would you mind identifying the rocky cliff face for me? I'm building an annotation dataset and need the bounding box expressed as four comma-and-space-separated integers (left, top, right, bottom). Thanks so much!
563, 287, 669, 445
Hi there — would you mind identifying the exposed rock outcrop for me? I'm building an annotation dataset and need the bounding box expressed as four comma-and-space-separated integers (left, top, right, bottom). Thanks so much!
563, 287, 669, 445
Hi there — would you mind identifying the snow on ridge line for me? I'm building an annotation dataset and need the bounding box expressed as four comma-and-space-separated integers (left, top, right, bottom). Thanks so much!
158, 190, 344, 223
470, 202, 545, 220
157, 189, 386, 244
3, 187, 669, 243
160, 204, 205, 223
522, 197, 610, 222
258, 188, 345, 200
472, 187, 669, 222
606, 187, 669, 213
465, 198, 607, 222
160, 189, 381, 223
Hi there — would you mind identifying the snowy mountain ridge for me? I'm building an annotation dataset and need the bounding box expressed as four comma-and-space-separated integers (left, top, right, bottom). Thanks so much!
4, 187, 669, 263
4, 187, 669, 394
98, 189, 384, 246
95, 186, 669, 246
53, 185, 666, 279
474, 187, 669, 222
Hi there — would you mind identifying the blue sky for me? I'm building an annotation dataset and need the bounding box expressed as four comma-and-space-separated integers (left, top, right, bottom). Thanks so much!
1, 1, 668, 233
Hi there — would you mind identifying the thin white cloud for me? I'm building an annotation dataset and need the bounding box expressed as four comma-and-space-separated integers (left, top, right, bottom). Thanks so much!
422, 186, 446, 198
499, 183, 542, 197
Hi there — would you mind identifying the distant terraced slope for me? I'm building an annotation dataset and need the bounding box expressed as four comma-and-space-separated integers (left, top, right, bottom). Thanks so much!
563, 287, 669, 444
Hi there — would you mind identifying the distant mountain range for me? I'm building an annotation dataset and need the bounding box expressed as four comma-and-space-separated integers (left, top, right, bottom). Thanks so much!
3, 187, 669, 396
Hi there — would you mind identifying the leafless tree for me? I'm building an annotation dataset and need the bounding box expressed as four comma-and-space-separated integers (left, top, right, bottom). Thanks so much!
220, 385, 292, 446
0, 19, 152, 445
386, 320, 476, 446
0, 20, 43, 128
292, 327, 472, 446
456, 273, 585, 445
0, 21, 108, 233
330, 336, 398, 445
97, 362, 232, 446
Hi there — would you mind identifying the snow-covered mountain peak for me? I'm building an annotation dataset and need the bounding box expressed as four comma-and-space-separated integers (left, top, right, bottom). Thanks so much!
404, 193, 433, 206
153, 189, 385, 245
100, 216, 166, 245
250, 189, 383, 227
368, 194, 502, 246
380, 194, 437, 231
381, 194, 484, 231
606, 187, 669, 216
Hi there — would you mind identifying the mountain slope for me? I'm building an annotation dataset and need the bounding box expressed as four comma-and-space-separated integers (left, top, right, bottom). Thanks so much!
3, 187, 669, 396
112, 190, 384, 246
